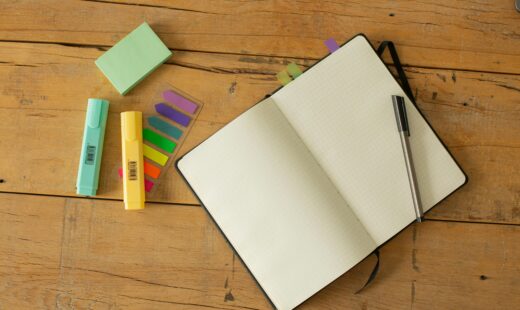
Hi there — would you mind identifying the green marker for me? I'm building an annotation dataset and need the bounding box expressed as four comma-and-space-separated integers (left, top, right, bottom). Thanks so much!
95, 22, 172, 95
76, 99, 109, 196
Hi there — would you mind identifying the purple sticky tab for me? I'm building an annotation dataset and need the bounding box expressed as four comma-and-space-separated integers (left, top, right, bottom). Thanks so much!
155, 103, 191, 127
324, 38, 340, 53
163, 90, 198, 114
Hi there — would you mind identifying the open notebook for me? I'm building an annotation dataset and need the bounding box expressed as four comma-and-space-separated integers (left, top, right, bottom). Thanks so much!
177, 35, 466, 310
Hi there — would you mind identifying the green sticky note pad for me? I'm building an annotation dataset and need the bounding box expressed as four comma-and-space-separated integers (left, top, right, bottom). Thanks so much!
95, 22, 172, 95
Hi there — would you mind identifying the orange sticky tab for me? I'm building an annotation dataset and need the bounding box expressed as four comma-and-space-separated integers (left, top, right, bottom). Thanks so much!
144, 161, 161, 179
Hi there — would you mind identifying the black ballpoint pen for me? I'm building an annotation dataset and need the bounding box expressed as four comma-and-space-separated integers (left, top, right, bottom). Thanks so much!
392, 95, 423, 222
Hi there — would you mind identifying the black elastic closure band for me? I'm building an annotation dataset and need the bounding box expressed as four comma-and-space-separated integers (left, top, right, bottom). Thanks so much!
355, 250, 380, 294
377, 41, 416, 104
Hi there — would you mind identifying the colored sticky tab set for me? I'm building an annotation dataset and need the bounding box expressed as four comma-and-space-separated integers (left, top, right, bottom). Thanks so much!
276, 62, 303, 86
275, 39, 339, 86
118, 89, 201, 192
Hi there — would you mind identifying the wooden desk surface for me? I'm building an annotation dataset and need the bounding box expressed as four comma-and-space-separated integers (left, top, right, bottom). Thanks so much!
1, 1, 519, 309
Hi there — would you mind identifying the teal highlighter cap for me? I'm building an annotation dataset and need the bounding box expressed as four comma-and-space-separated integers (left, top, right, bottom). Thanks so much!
76, 98, 110, 196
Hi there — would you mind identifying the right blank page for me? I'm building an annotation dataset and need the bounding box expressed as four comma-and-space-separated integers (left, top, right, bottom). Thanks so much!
273, 35, 466, 245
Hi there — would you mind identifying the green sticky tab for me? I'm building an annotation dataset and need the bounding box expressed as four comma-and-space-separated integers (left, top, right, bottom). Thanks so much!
143, 128, 176, 153
277, 71, 292, 85
287, 62, 302, 79
95, 22, 172, 95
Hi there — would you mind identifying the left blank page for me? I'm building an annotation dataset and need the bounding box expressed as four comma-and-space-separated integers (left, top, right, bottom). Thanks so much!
178, 98, 376, 310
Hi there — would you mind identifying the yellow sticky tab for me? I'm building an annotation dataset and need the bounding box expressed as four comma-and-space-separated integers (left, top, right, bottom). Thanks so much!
276, 71, 292, 85
143, 144, 169, 166
286, 62, 302, 79
121, 111, 145, 210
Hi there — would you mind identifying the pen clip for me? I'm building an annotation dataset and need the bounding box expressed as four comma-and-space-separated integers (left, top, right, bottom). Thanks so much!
87, 100, 104, 129
392, 95, 409, 136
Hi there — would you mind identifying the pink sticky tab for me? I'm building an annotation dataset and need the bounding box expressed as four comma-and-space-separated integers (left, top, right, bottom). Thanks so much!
119, 167, 154, 192
145, 179, 154, 192
163, 90, 198, 114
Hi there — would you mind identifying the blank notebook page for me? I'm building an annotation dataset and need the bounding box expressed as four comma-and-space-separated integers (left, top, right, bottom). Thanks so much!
273, 35, 466, 245
178, 98, 376, 310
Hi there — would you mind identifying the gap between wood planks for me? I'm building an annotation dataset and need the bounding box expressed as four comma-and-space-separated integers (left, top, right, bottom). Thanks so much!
82, 0, 225, 16
1, 189, 519, 228
0, 38, 519, 79
0, 190, 200, 208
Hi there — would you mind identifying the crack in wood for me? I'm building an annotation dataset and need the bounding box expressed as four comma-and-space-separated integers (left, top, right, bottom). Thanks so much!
0, 38, 517, 77
449, 145, 520, 150
82, 0, 227, 16
411, 280, 416, 308
0, 190, 202, 207
412, 225, 420, 272
168, 61, 274, 76
496, 83, 520, 93
60, 266, 206, 293
119, 294, 246, 310
0, 61, 37, 68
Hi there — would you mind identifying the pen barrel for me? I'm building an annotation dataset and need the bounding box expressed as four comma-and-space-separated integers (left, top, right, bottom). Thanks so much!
399, 133, 423, 220
121, 111, 145, 210
76, 99, 109, 196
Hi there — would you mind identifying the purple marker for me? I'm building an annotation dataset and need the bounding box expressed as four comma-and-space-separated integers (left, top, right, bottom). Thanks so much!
163, 90, 198, 114
324, 38, 340, 53
155, 103, 191, 127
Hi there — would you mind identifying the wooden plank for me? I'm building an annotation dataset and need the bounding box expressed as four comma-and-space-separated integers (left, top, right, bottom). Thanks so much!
0, 0, 519, 74
301, 220, 520, 309
1, 193, 519, 309
0, 42, 519, 224
0, 193, 66, 309
0, 193, 270, 309
407, 67, 520, 224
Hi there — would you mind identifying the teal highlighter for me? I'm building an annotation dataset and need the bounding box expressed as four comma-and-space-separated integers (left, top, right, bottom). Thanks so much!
76, 99, 110, 196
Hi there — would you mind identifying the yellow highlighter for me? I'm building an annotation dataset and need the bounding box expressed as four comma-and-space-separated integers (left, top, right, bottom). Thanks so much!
121, 111, 145, 210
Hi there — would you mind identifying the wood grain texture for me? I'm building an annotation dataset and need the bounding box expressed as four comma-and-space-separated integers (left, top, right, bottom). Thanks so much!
1, 193, 519, 309
0, 42, 519, 224
0, 0, 519, 74
1, 1, 519, 308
